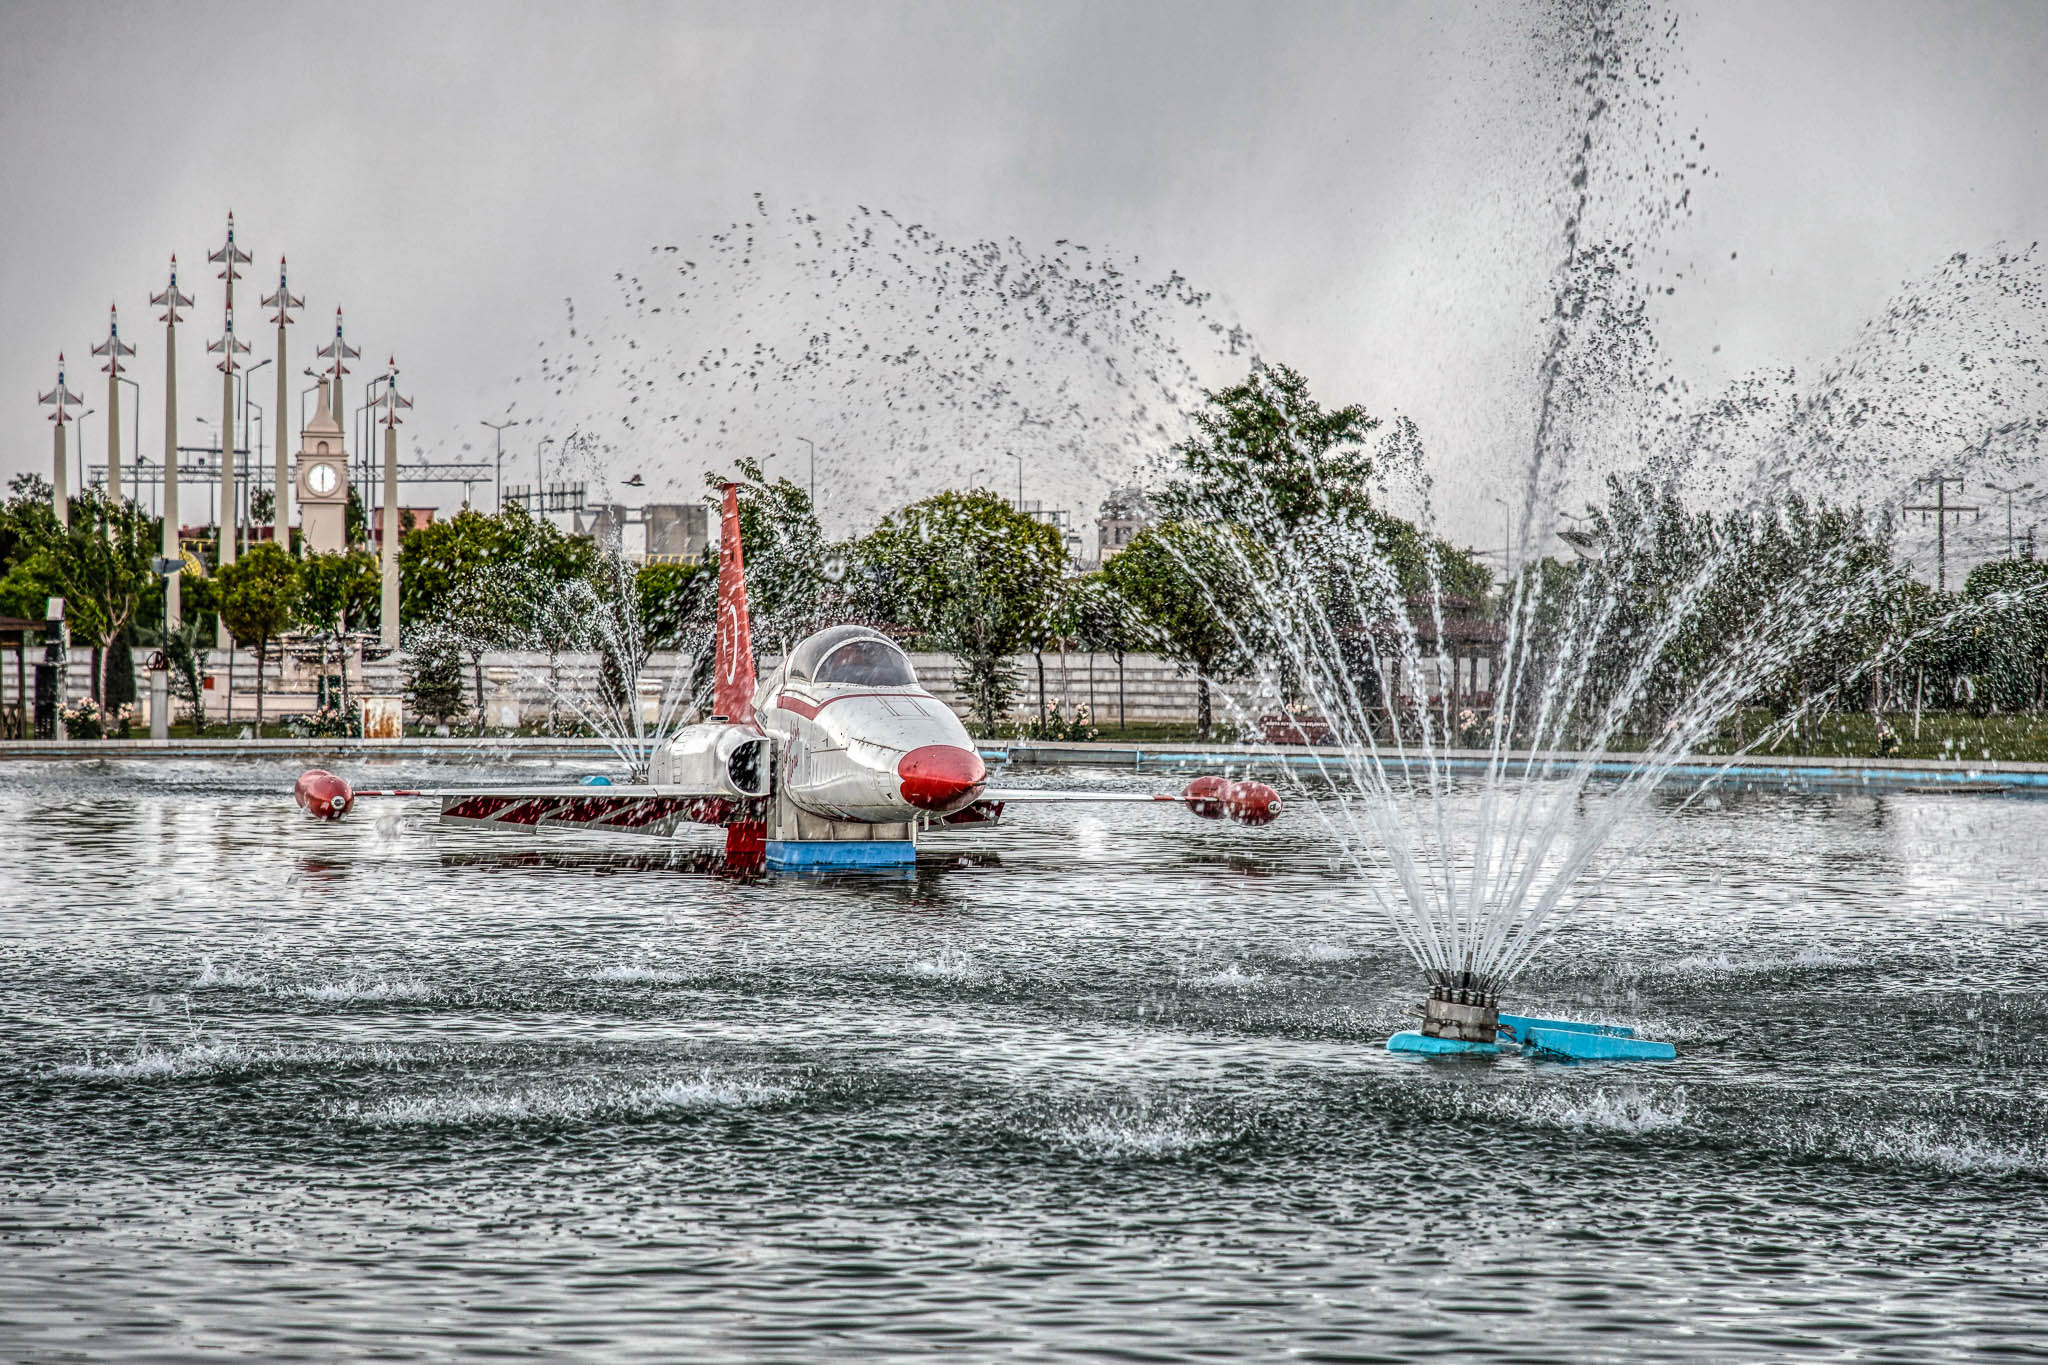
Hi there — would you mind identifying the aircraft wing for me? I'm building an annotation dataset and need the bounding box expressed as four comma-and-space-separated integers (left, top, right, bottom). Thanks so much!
982, 788, 1181, 803
968, 776, 1282, 825
295, 772, 749, 835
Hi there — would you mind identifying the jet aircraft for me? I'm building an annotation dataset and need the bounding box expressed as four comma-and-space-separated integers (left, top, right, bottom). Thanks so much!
296, 484, 1281, 870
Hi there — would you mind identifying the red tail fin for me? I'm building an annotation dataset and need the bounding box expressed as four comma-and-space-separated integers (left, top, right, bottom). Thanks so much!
713, 482, 756, 721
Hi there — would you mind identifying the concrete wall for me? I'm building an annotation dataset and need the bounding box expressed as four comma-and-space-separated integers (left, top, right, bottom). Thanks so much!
32, 646, 1214, 727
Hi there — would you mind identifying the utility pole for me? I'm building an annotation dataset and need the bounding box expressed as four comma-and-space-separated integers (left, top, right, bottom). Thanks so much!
1983, 481, 2034, 561
206, 211, 252, 651
37, 354, 84, 528
261, 257, 303, 553
152, 256, 194, 627
1903, 475, 1980, 593
378, 358, 412, 650
90, 304, 134, 505
481, 419, 514, 512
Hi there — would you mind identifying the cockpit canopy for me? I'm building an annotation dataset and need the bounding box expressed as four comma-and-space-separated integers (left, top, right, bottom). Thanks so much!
786, 625, 918, 689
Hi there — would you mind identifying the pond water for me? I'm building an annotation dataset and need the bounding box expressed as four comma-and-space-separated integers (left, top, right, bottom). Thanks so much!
2, 758, 2045, 1361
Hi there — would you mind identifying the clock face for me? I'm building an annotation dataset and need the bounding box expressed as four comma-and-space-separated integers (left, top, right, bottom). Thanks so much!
306, 462, 339, 496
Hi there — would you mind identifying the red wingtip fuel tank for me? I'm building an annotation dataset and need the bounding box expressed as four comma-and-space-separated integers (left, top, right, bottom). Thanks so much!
294, 769, 354, 820
1182, 775, 1231, 819
1225, 780, 1282, 826
1180, 776, 1281, 825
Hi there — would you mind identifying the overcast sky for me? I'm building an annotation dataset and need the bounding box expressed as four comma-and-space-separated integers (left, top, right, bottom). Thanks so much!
3, 0, 2044, 549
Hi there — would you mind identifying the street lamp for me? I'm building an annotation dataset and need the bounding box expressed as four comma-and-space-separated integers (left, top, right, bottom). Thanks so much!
242, 357, 271, 455
797, 435, 815, 506
235, 358, 271, 544
1490, 496, 1513, 574
116, 374, 142, 501
195, 417, 218, 526
300, 368, 325, 430
354, 374, 389, 499
75, 410, 97, 493
1008, 452, 1024, 511
248, 401, 265, 530
535, 434, 556, 512
481, 419, 515, 512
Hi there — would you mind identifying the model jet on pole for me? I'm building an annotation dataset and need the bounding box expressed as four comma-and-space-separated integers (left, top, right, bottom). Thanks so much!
295, 483, 1280, 869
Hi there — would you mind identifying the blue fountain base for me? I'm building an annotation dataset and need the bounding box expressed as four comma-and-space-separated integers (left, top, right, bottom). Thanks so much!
1390, 1013, 1676, 1062
1387, 1031, 1501, 1057
765, 839, 917, 870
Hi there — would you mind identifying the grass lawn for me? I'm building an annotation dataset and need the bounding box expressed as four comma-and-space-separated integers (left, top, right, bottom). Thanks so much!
1692, 710, 2048, 764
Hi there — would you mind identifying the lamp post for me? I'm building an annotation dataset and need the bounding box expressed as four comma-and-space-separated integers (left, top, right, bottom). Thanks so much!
242, 358, 271, 540
75, 410, 96, 495
1490, 496, 1514, 575
481, 419, 515, 511
248, 401, 265, 534
300, 368, 325, 431
353, 374, 388, 499
194, 418, 218, 527
797, 435, 815, 506
116, 374, 141, 503
533, 435, 556, 516
1008, 452, 1023, 511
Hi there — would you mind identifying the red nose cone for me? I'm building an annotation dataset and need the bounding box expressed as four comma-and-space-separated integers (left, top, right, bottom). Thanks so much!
294, 768, 354, 821
898, 745, 987, 814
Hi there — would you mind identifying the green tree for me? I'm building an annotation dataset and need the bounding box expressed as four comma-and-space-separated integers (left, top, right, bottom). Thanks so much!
403, 632, 469, 730
299, 548, 381, 706
217, 541, 301, 730
402, 504, 597, 726
163, 617, 211, 732
344, 483, 369, 549
1962, 557, 2048, 711
0, 489, 157, 705
860, 489, 1068, 734
1158, 361, 1379, 533
1103, 521, 1259, 739
299, 549, 381, 638
1070, 569, 1141, 728
633, 556, 719, 724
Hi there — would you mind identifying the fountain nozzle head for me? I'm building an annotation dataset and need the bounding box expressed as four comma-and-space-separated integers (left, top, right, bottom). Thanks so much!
1419, 974, 1501, 1043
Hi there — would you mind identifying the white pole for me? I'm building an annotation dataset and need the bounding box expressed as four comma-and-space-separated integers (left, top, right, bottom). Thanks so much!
52, 422, 69, 528
381, 420, 399, 649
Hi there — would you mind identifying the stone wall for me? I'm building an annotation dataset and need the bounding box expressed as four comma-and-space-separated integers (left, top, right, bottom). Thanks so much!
48, 647, 1213, 727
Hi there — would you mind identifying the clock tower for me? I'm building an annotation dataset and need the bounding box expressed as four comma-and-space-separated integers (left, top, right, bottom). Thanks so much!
296, 380, 349, 554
